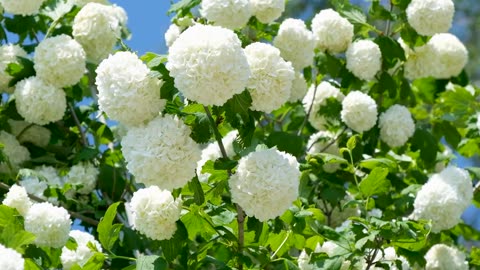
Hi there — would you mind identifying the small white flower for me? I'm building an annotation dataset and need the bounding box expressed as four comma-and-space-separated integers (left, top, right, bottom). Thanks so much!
66, 162, 99, 194
425, 244, 468, 270
379, 105, 415, 148
250, 0, 285, 24
311, 9, 354, 53
0, 44, 28, 93
346, 40, 382, 81
2, 184, 32, 216
341, 91, 378, 133
0, 0, 46, 15
200, 0, 251, 29
0, 243, 24, 270
406, 0, 454, 36
61, 230, 102, 270
303, 81, 344, 131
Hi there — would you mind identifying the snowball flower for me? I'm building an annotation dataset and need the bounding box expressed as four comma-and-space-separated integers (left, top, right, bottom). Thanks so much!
0, 0, 46, 15
425, 244, 468, 270
311, 9, 354, 53
14, 76, 66, 125
200, 0, 251, 29
288, 72, 308, 102
129, 186, 182, 240
411, 166, 473, 233
302, 81, 344, 131
24, 202, 71, 248
61, 230, 102, 270
34, 35, 86, 88
19, 166, 63, 201
273, 18, 315, 71
0, 131, 30, 171
229, 148, 300, 221
406, 0, 454, 36
245, 42, 294, 113
250, 0, 285, 24
164, 23, 182, 47
95, 51, 166, 127
2, 184, 32, 216
167, 24, 250, 106
341, 91, 377, 133
426, 33, 468, 79
378, 105, 415, 148
0, 243, 24, 270
346, 40, 382, 81
66, 162, 99, 194
307, 131, 341, 173
8, 120, 51, 147
0, 44, 28, 93
122, 115, 201, 190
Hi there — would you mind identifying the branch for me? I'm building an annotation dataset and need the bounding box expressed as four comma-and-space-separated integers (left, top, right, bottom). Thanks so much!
68, 102, 88, 146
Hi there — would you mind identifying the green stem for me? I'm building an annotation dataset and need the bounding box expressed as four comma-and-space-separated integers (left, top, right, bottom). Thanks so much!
45, 18, 61, 39
109, 255, 137, 261
270, 230, 291, 259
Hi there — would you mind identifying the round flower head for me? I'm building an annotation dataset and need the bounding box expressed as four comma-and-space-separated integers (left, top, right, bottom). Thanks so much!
402, 42, 432, 80
129, 186, 182, 241
167, 24, 250, 106
34, 35, 86, 88
273, 18, 315, 71
121, 115, 201, 190
229, 148, 300, 221
245, 42, 294, 113
379, 105, 415, 148
8, 120, 51, 147
14, 76, 66, 125
61, 230, 102, 270
200, 0, 251, 29
73, 3, 126, 63
425, 244, 468, 270
0, 243, 24, 270
250, 0, 285, 24
0, 131, 30, 172
24, 202, 71, 248
426, 33, 468, 79
2, 184, 32, 216
346, 40, 382, 81
341, 91, 377, 133
0, 0, 46, 15
95, 51, 166, 127
164, 23, 182, 47
288, 72, 308, 102
0, 44, 28, 93
66, 162, 99, 194
302, 81, 345, 131
307, 131, 341, 173
406, 0, 454, 36
411, 166, 472, 233
311, 9, 354, 53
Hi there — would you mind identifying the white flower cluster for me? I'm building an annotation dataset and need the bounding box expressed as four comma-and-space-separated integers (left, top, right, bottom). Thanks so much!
65, 162, 99, 194
9, 120, 51, 147
0, 243, 24, 270
299, 242, 351, 270
14, 76, 66, 125
19, 165, 63, 201
0, 0, 46, 15
346, 40, 382, 81
307, 131, 341, 173
164, 23, 182, 48
245, 42, 294, 113
406, 0, 454, 36
229, 148, 300, 221
129, 186, 182, 240
24, 202, 71, 248
412, 166, 473, 233
289, 72, 308, 103
95, 51, 166, 127
2, 184, 32, 216
303, 81, 344, 131
122, 115, 201, 190
0, 131, 30, 172
341, 91, 378, 133
369, 247, 410, 270
0, 44, 27, 93
378, 105, 415, 148
425, 244, 468, 270
34, 35, 86, 88
167, 24, 250, 106
61, 230, 102, 270
273, 18, 315, 71
73, 3, 127, 63
200, 0, 251, 29
311, 9, 354, 53
250, 0, 285, 24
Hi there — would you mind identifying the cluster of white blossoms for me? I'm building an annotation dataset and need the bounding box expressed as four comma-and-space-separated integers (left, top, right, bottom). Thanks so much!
346, 40, 382, 81
164, 23, 182, 47
303, 81, 345, 131
0, 0, 46, 15
411, 166, 473, 233
122, 115, 201, 190
2, 184, 32, 216
34, 35, 86, 88
73, 3, 127, 63
19, 165, 63, 201
250, 0, 285, 24
95, 51, 166, 127
368, 247, 410, 270
129, 186, 182, 240
65, 162, 99, 194
406, 0, 454, 36
61, 230, 102, 270
273, 18, 315, 71
311, 9, 354, 53
0, 44, 27, 93
24, 202, 71, 248
9, 120, 51, 147
200, 0, 251, 30
341, 91, 378, 133
245, 42, 294, 113
425, 244, 468, 270
289, 72, 308, 103
307, 131, 341, 173
229, 148, 300, 221
14, 76, 66, 125
0, 243, 24, 270
378, 105, 415, 148
298, 242, 351, 270
0, 131, 30, 171
167, 24, 250, 106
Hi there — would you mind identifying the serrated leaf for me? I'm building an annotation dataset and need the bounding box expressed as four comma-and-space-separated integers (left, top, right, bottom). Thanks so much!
359, 167, 390, 197
98, 202, 122, 251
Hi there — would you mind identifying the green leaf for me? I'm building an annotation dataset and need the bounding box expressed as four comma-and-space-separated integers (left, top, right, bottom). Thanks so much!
375, 36, 406, 68
6, 57, 35, 87
185, 113, 213, 143
188, 176, 205, 205
369, 0, 394, 20
346, 135, 359, 151
136, 255, 168, 270
359, 158, 397, 171
359, 167, 390, 197
80, 252, 105, 270
181, 207, 216, 241
266, 132, 305, 157
410, 128, 439, 168
167, 0, 201, 15
98, 202, 123, 251
159, 221, 188, 262
379, 72, 397, 98
0, 205, 16, 227
471, 247, 480, 266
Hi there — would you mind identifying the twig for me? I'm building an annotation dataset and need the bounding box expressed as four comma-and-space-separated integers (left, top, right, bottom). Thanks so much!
68, 102, 88, 146
297, 69, 319, 136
